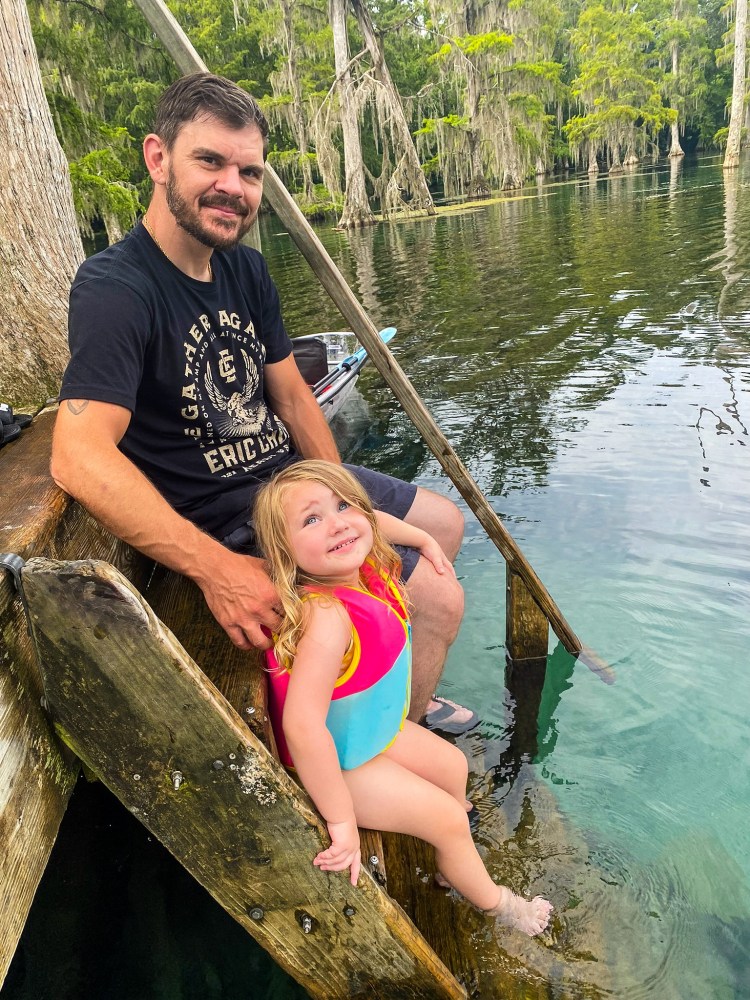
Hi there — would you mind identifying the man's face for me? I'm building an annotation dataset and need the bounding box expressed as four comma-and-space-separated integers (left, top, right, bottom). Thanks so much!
164, 114, 265, 251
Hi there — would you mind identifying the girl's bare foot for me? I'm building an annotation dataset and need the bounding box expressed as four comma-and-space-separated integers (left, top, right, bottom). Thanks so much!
485, 886, 553, 936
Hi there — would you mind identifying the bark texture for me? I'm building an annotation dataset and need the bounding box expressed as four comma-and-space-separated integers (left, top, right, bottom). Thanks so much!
350, 0, 436, 218
724, 0, 747, 169
668, 44, 685, 158
0, 1, 83, 408
279, 0, 315, 202
330, 0, 375, 228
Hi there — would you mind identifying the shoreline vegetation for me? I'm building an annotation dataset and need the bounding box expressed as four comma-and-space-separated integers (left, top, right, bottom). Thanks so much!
27, 0, 740, 238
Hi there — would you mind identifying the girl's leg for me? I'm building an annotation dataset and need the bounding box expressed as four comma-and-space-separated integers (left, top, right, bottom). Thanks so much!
343, 753, 496, 908
343, 755, 552, 934
384, 720, 470, 808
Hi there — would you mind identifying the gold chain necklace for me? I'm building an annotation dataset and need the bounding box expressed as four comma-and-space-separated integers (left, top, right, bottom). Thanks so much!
142, 214, 213, 282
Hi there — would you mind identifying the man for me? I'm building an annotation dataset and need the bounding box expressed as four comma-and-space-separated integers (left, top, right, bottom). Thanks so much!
52, 73, 473, 731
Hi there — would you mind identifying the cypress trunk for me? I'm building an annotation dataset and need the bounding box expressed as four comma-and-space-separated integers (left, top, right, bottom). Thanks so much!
724, 0, 748, 169
0, 1, 83, 408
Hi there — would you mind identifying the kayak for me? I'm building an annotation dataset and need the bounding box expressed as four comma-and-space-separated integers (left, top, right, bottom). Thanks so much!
292, 327, 396, 421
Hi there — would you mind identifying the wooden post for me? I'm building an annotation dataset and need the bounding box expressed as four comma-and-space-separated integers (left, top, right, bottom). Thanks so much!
22, 557, 465, 1000
505, 567, 549, 662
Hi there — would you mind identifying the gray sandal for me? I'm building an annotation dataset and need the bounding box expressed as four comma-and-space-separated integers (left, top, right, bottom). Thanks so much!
424, 696, 479, 735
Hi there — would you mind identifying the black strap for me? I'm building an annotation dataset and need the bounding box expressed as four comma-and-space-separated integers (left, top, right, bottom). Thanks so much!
0, 553, 32, 635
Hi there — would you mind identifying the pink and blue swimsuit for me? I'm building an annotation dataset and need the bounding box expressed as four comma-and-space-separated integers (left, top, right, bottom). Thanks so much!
266, 562, 411, 771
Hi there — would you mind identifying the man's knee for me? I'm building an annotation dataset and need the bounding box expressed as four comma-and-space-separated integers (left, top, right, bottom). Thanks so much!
408, 562, 464, 639
436, 497, 465, 560
406, 488, 465, 561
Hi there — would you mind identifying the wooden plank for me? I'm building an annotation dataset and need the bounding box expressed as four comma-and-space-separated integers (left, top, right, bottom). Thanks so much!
506, 568, 549, 662
0, 582, 77, 988
0, 409, 152, 987
0, 408, 146, 583
143, 565, 275, 749
22, 558, 464, 1000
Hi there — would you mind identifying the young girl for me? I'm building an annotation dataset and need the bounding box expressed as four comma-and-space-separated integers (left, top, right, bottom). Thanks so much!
253, 460, 552, 936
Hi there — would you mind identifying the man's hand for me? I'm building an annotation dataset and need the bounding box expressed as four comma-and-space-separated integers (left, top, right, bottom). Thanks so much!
416, 534, 456, 578
194, 549, 282, 650
314, 818, 361, 886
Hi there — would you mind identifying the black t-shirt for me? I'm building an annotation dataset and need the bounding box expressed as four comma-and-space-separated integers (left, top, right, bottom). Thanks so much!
61, 223, 295, 537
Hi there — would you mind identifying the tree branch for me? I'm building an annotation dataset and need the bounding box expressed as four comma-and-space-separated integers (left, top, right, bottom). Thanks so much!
54, 0, 165, 53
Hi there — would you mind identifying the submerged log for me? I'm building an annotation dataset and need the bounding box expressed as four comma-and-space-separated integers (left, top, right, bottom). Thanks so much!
22, 557, 464, 1000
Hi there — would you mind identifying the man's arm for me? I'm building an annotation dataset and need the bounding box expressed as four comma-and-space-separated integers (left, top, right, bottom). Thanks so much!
51, 399, 280, 649
264, 355, 341, 462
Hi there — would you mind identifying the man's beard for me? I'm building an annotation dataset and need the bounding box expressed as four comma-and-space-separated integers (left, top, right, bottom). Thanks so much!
165, 169, 255, 251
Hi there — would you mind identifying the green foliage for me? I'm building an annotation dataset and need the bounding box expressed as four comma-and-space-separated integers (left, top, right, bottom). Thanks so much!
415, 115, 470, 136
27, 0, 734, 226
713, 125, 729, 146
69, 149, 142, 239
420, 153, 442, 178
710, 123, 746, 148
457, 31, 515, 56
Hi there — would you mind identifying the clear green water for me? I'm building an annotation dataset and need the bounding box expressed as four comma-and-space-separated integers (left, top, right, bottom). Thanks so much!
6, 155, 750, 998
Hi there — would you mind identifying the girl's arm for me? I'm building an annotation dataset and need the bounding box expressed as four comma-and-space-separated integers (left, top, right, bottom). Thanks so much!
374, 510, 455, 576
282, 599, 361, 886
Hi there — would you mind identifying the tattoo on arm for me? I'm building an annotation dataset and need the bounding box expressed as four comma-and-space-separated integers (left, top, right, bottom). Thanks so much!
66, 400, 90, 416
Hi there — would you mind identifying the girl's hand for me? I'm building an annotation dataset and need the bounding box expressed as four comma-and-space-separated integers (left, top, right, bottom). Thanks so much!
314, 819, 361, 886
418, 535, 456, 577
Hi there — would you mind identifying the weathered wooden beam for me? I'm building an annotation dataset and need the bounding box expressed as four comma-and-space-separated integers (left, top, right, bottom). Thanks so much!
22, 558, 464, 999
506, 567, 549, 662
0, 410, 152, 987
0, 578, 76, 988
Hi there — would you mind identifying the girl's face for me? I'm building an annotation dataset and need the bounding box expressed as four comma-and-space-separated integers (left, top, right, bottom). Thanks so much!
282, 481, 373, 585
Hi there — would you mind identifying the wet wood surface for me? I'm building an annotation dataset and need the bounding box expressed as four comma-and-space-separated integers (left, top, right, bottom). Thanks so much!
506, 569, 550, 662
22, 557, 463, 1000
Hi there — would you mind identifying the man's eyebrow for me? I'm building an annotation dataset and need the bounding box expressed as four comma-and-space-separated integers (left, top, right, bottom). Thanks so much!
192, 146, 223, 160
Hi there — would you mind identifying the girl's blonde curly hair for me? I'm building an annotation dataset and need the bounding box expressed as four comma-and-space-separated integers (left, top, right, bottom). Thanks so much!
253, 460, 402, 668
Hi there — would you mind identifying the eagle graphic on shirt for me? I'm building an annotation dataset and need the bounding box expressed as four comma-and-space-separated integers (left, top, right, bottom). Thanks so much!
204, 348, 270, 438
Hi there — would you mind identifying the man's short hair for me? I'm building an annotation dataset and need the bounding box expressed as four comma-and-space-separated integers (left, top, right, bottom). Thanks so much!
154, 73, 269, 159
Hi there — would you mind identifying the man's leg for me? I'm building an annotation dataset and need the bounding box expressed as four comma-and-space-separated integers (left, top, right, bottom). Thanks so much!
401, 485, 464, 561
402, 486, 465, 721
345, 467, 468, 724
404, 548, 464, 720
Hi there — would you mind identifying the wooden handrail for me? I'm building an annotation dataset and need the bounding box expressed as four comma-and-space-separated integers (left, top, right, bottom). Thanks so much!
132, 0, 611, 676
